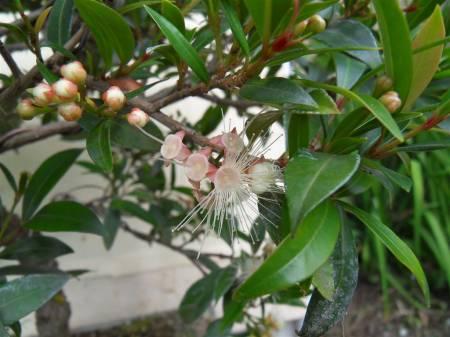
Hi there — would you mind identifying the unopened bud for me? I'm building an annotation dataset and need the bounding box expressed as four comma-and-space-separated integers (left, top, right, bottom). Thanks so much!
160, 131, 191, 161
60, 61, 87, 85
32, 83, 55, 106
379, 90, 402, 113
294, 20, 308, 36
17, 99, 36, 120
58, 102, 82, 121
126, 108, 149, 127
307, 15, 326, 34
102, 86, 126, 110
376, 75, 393, 93
248, 161, 279, 194
53, 78, 78, 101
185, 152, 211, 182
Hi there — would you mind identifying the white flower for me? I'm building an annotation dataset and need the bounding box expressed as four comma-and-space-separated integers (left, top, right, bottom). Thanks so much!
160, 131, 191, 161
174, 133, 283, 242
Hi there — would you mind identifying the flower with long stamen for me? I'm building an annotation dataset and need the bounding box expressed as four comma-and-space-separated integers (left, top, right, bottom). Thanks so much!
185, 148, 216, 182
174, 133, 283, 243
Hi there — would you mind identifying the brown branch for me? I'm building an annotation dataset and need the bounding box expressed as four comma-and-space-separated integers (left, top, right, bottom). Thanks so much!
199, 94, 259, 110
0, 121, 80, 154
0, 41, 22, 78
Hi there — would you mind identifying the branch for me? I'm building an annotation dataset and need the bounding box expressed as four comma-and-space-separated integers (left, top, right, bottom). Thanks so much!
0, 41, 22, 78
0, 121, 80, 154
199, 94, 259, 110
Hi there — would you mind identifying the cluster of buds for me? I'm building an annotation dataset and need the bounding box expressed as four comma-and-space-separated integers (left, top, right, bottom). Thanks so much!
17, 61, 87, 121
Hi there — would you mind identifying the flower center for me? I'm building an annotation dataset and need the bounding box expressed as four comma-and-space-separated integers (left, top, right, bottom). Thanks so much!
215, 166, 241, 192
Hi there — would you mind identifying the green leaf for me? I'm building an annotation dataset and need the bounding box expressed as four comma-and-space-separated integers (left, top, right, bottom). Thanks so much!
86, 120, 113, 172
221, 0, 250, 56
24, 201, 104, 236
180, 266, 236, 323
309, 89, 340, 115
403, 7, 445, 110
0, 274, 69, 325
161, 0, 185, 34
118, 1, 165, 14
195, 105, 223, 135
240, 78, 317, 109
243, 0, 291, 42
343, 203, 430, 306
47, 0, 74, 45
74, 0, 135, 67
145, 6, 209, 82
0, 163, 17, 192
36, 61, 59, 84
103, 205, 121, 250
234, 201, 341, 300
285, 151, 360, 229
246, 110, 282, 139
395, 140, 450, 152
373, 0, 413, 100
298, 222, 358, 337
311, 259, 335, 301
333, 53, 366, 89
315, 20, 381, 68
22, 148, 83, 221
0, 323, 8, 337
285, 113, 309, 157
111, 199, 158, 225
297, 80, 405, 141
0, 236, 73, 262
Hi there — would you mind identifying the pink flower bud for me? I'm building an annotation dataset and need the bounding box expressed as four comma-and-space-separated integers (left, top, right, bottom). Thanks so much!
17, 99, 36, 120
58, 102, 82, 121
32, 83, 55, 106
126, 108, 149, 127
161, 131, 191, 161
102, 86, 126, 110
379, 90, 402, 113
52, 78, 78, 101
60, 61, 87, 84
185, 151, 215, 182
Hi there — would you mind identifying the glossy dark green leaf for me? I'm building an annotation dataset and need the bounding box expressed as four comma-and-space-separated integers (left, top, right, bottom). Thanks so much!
145, 6, 209, 82
309, 89, 340, 115
373, 0, 413, 100
195, 105, 223, 135
395, 140, 450, 152
343, 203, 430, 306
161, 0, 185, 34
246, 110, 282, 139
221, 0, 250, 56
102, 205, 121, 250
86, 120, 113, 172
0, 236, 73, 262
240, 78, 317, 109
118, 0, 165, 14
404, 7, 445, 110
22, 148, 83, 221
0, 274, 69, 325
285, 151, 360, 229
74, 0, 135, 67
315, 20, 381, 68
298, 222, 358, 337
333, 53, 366, 89
286, 113, 309, 157
24, 201, 104, 236
180, 266, 236, 323
0, 163, 17, 192
234, 201, 340, 300
297, 80, 404, 141
36, 61, 59, 84
47, 0, 74, 45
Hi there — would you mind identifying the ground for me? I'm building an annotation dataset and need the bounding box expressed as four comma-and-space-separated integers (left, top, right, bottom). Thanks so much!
72, 282, 450, 337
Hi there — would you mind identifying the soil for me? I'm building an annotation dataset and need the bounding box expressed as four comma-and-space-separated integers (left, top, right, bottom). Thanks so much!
71, 282, 450, 337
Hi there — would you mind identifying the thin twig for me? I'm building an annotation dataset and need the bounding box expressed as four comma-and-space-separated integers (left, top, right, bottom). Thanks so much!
0, 41, 22, 78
